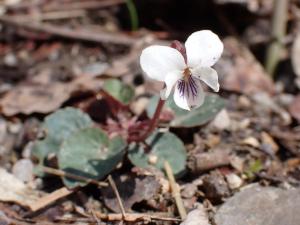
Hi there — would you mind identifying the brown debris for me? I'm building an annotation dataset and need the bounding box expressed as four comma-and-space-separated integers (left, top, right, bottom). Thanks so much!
289, 95, 300, 124
202, 171, 230, 204
217, 37, 275, 95
260, 131, 279, 155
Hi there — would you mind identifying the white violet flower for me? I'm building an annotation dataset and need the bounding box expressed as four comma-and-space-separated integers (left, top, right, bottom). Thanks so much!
140, 30, 223, 110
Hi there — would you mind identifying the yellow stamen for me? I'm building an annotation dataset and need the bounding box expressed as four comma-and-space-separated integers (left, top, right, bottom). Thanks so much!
183, 68, 191, 81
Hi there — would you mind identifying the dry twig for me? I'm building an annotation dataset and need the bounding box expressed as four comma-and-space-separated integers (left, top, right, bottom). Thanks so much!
5, 0, 125, 12
42, 0, 125, 12
41, 166, 108, 187
56, 212, 181, 223
0, 15, 137, 45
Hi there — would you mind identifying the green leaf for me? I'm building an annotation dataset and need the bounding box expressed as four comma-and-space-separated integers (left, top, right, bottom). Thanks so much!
32, 139, 59, 164
58, 128, 126, 188
126, 0, 139, 31
103, 79, 134, 104
32, 107, 93, 163
128, 131, 187, 176
147, 94, 225, 128
245, 159, 263, 178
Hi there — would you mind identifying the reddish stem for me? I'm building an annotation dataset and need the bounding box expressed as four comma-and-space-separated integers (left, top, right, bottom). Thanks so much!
129, 98, 165, 143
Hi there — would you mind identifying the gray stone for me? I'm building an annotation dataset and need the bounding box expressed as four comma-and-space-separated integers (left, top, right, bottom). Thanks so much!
225, 173, 243, 190
215, 184, 300, 225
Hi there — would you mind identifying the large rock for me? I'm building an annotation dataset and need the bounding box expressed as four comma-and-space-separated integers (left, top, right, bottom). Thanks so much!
215, 184, 300, 225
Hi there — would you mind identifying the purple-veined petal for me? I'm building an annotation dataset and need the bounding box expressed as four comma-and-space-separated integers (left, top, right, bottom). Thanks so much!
191, 66, 219, 92
185, 30, 223, 68
173, 77, 205, 110
160, 71, 183, 100
140, 45, 186, 82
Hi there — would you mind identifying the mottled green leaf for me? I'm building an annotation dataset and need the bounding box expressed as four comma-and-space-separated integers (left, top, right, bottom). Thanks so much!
128, 131, 187, 176
147, 94, 225, 128
58, 128, 126, 188
103, 79, 134, 104
32, 107, 93, 163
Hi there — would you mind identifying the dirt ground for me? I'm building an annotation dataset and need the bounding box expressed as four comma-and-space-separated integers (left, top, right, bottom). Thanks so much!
0, 0, 299, 225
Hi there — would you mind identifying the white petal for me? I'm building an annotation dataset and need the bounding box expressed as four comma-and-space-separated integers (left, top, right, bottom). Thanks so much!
140, 45, 186, 82
185, 30, 223, 68
191, 67, 219, 92
173, 78, 205, 110
160, 71, 183, 100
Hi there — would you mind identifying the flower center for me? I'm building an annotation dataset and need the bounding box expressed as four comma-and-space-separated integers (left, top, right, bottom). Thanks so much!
183, 68, 191, 80
177, 69, 198, 99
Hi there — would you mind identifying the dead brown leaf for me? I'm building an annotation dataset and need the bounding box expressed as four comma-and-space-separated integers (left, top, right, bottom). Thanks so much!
102, 174, 161, 213
0, 168, 42, 209
0, 81, 71, 116
0, 71, 102, 116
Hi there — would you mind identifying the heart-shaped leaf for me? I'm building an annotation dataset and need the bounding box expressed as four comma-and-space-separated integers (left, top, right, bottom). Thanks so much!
32, 107, 93, 163
58, 127, 126, 188
103, 79, 134, 104
128, 131, 187, 176
147, 94, 225, 128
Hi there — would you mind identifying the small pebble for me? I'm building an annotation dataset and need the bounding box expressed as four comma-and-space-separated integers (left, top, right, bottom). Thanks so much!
12, 159, 34, 182
181, 183, 198, 199
225, 173, 243, 190
180, 205, 209, 225
148, 154, 158, 165
130, 97, 149, 115
22, 142, 34, 159
4, 53, 17, 67
238, 96, 251, 108
241, 136, 260, 148
8, 122, 22, 134
211, 109, 231, 131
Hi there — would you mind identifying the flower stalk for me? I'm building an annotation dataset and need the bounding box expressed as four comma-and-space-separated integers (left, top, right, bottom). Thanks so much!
128, 98, 165, 143
141, 98, 165, 140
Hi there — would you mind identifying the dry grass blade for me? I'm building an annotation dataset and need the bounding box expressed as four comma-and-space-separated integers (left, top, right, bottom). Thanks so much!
107, 175, 126, 217
164, 161, 187, 220
29, 187, 73, 212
